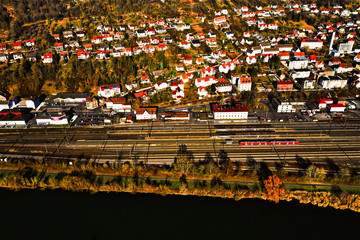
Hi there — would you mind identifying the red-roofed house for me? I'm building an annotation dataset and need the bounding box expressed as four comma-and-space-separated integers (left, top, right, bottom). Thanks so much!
178, 41, 191, 49
195, 76, 217, 88
140, 76, 151, 85
184, 56, 192, 65
25, 39, 35, 47
136, 107, 157, 120
134, 91, 148, 99
198, 87, 208, 98
300, 39, 323, 49
354, 55, 360, 62
310, 55, 317, 62
180, 74, 189, 83
0, 43, 6, 51
98, 83, 122, 98
246, 56, 257, 64
315, 99, 333, 109
106, 97, 131, 112
214, 16, 226, 25
13, 42, 22, 50
327, 104, 345, 112
294, 52, 305, 57
52, 34, 60, 40
42, 53, 53, 63
77, 49, 90, 60
157, 43, 168, 51
92, 36, 103, 44
315, 60, 325, 69
54, 43, 64, 52
277, 81, 293, 91
278, 52, 290, 60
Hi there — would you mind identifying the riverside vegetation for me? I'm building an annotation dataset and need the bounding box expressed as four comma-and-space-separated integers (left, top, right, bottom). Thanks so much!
1, 144, 360, 212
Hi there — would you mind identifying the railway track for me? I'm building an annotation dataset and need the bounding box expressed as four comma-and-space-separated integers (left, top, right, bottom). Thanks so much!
1, 121, 360, 168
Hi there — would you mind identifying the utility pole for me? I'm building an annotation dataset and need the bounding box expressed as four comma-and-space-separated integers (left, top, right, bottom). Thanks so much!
213, 138, 218, 164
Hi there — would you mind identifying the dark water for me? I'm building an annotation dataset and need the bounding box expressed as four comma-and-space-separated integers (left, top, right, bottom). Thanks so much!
0, 189, 359, 240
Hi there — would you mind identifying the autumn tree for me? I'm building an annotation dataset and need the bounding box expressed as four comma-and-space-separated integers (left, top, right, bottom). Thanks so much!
306, 165, 326, 181
173, 144, 194, 175
264, 175, 285, 203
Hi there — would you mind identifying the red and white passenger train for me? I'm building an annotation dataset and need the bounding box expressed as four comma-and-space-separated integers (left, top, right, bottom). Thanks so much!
239, 139, 300, 146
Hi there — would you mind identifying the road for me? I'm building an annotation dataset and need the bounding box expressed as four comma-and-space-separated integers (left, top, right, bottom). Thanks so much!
1, 121, 360, 173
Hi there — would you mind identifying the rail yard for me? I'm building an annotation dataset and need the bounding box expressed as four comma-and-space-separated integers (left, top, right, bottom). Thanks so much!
0, 121, 360, 173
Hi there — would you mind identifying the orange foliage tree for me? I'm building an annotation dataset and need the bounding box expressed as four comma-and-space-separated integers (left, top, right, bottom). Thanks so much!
264, 175, 285, 203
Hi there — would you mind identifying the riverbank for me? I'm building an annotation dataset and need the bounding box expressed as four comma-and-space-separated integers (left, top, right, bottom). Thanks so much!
1, 168, 360, 213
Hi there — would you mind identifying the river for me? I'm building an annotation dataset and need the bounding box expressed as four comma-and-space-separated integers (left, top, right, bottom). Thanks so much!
0, 189, 358, 239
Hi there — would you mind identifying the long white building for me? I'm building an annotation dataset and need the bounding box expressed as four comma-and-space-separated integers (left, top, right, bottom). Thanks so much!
211, 102, 248, 120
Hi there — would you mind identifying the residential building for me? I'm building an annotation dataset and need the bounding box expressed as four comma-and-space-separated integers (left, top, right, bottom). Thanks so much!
214, 16, 227, 25
300, 39, 323, 49
154, 81, 169, 91
106, 97, 131, 112
136, 107, 157, 120
290, 69, 311, 79
318, 75, 347, 89
140, 76, 151, 85
288, 57, 309, 69
216, 81, 232, 93
42, 53, 53, 63
231, 75, 252, 91
98, 83, 122, 98
315, 99, 333, 109
195, 76, 217, 88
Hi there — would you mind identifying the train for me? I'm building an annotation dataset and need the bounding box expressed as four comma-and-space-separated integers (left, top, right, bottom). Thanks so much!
239, 139, 300, 146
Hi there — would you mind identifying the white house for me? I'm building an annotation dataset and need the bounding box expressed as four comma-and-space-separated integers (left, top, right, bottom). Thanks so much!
216, 81, 232, 93
42, 53, 53, 63
98, 83, 122, 98
195, 76, 217, 88
300, 39, 323, 49
288, 57, 309, 69
105, 97, 131, 112
290, 69, 311, 79
198, 87, 209, 98
232, 75, 252, 91
214, 16, 227, 25
268, 23, 278, 30
154, 81, 169, 91
178, 41, 191, 49
140, 76, 151, 85
136, 108, 157, 120
246, 56, 257, 64
135, 30, 147, 38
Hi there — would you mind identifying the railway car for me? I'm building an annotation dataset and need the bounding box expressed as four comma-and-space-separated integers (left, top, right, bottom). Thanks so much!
239, 139, 300, 146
